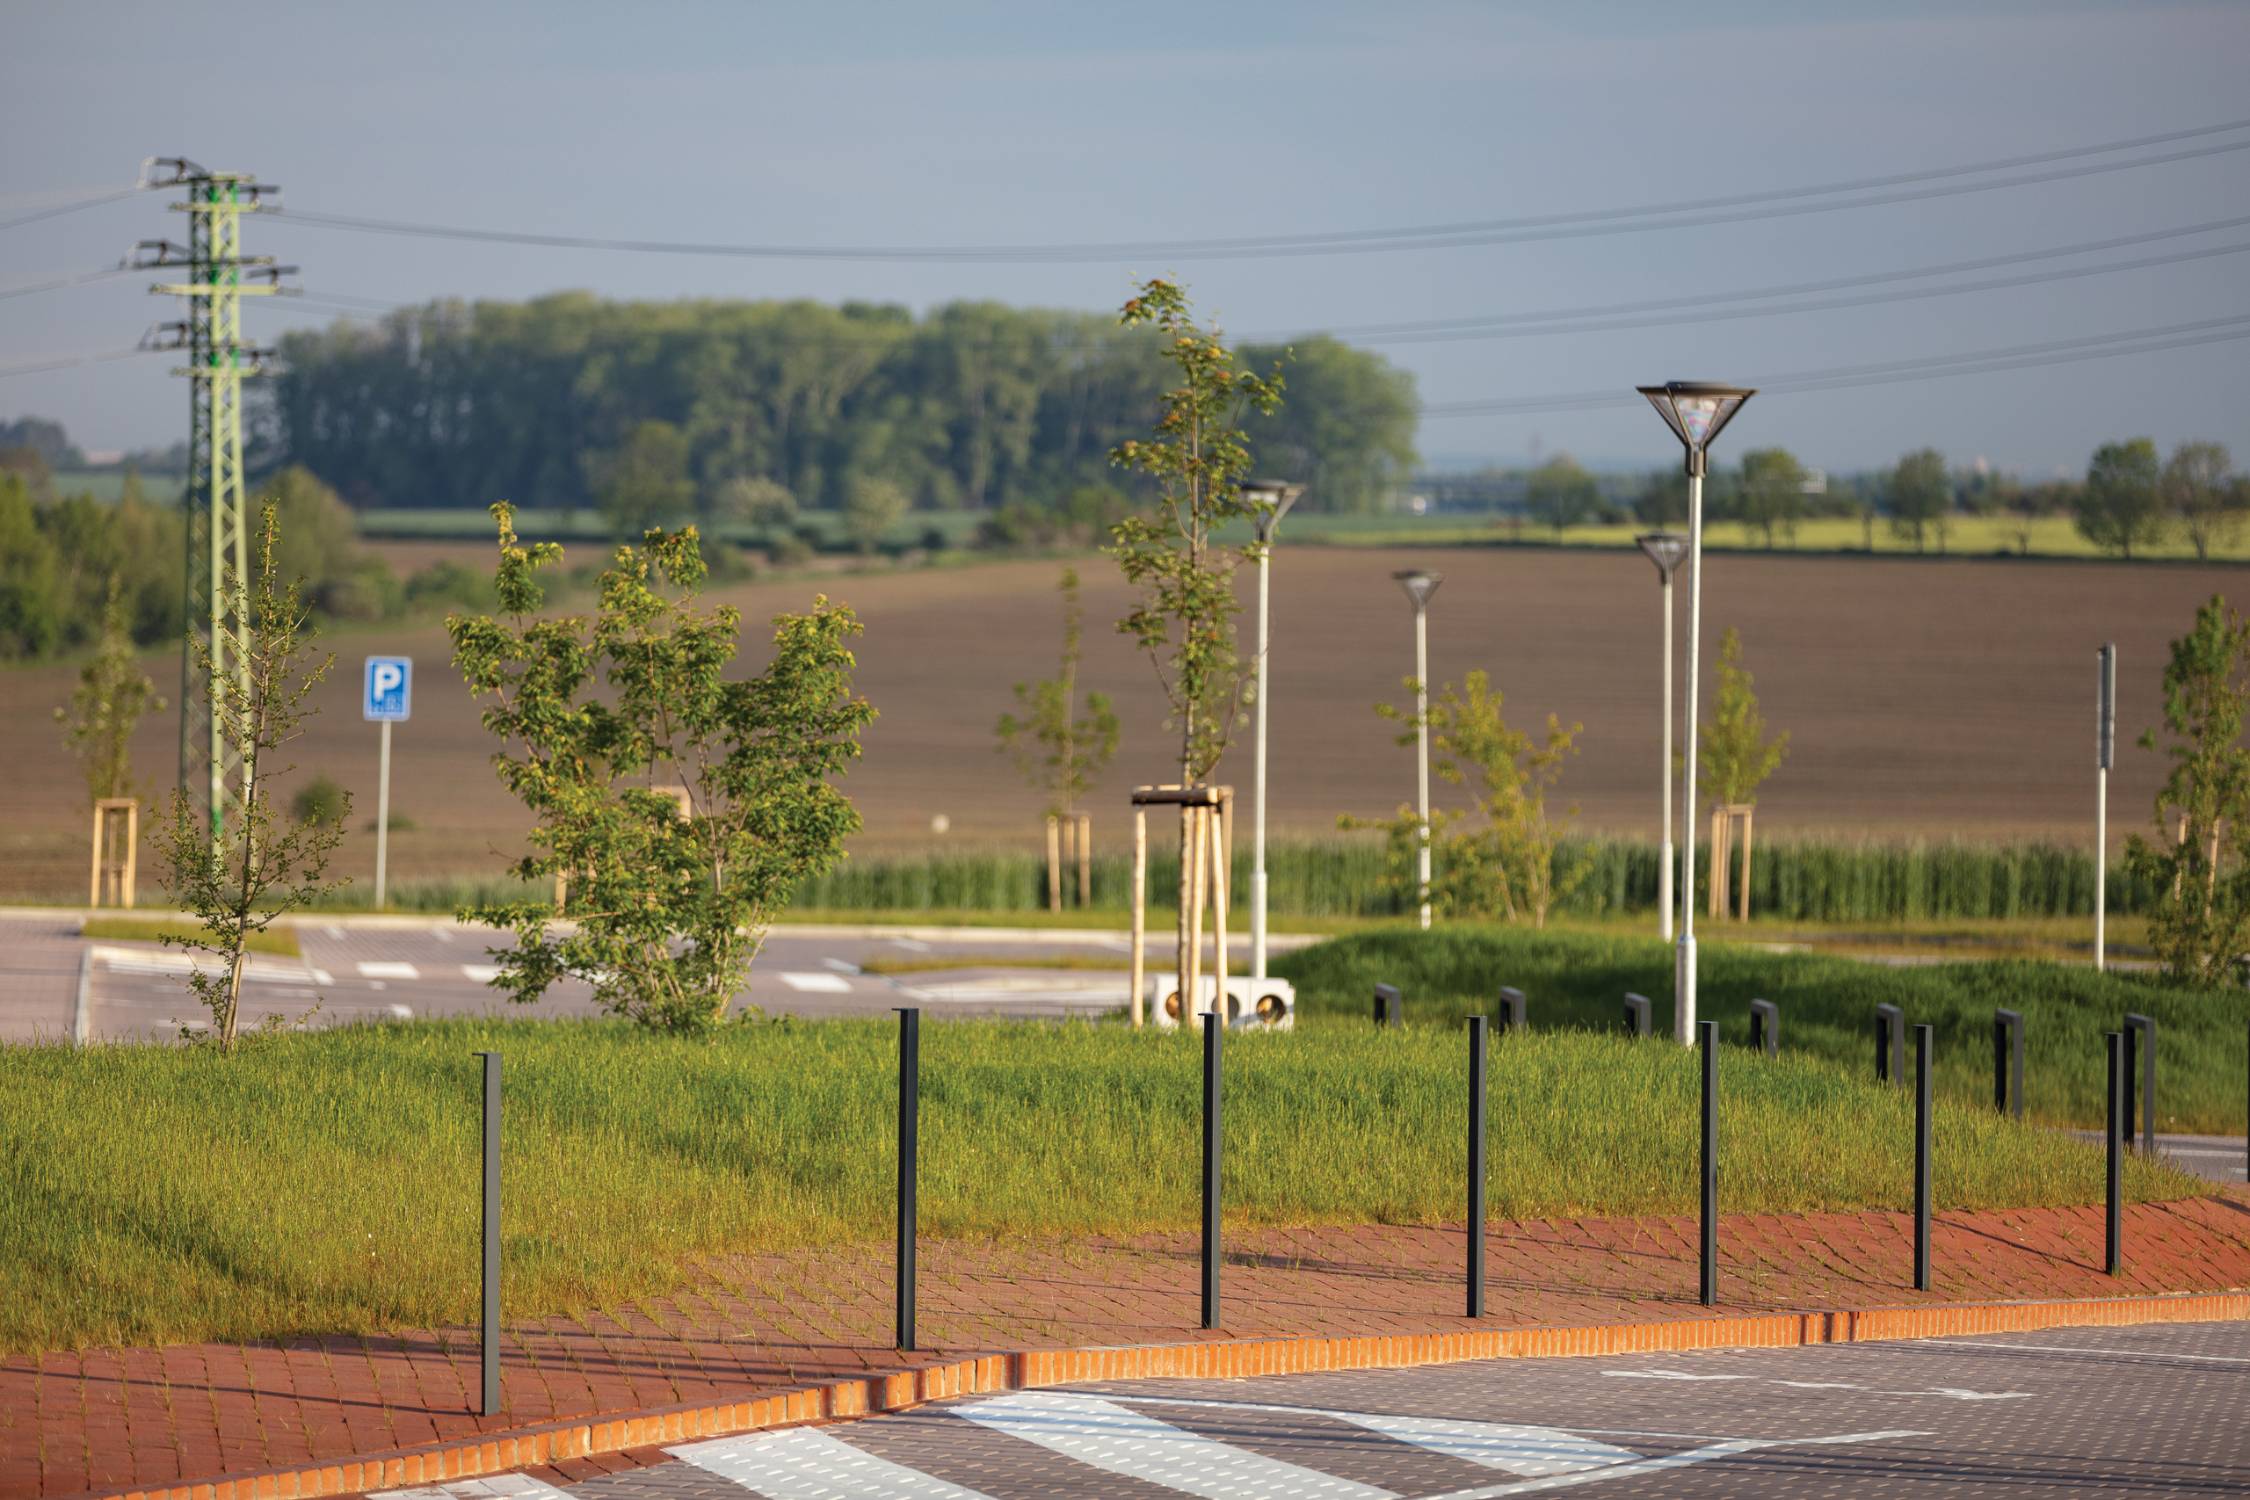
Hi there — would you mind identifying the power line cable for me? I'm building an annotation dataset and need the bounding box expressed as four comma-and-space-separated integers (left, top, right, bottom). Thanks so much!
264, 120, 2250, 264
0, 266, 139, 302
0, 186, 146, 234
0, 346, 153, 380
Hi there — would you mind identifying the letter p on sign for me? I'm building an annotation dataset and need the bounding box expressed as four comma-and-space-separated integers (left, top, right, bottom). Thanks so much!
364, 656, 413, 722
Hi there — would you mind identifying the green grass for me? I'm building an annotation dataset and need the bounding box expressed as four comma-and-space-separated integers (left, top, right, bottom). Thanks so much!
1272, 926, 2250, 1133
0, 1014, 2198, 1354
80, 916, 301, 957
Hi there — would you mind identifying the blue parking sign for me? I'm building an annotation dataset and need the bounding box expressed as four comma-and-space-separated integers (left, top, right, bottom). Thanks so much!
364, 656, 412, 722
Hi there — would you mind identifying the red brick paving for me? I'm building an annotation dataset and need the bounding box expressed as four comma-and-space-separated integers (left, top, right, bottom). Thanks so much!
4, 1195, 2247, 1500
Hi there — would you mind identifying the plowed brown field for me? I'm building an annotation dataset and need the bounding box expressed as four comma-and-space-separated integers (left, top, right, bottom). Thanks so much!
1, 545, 2231, 900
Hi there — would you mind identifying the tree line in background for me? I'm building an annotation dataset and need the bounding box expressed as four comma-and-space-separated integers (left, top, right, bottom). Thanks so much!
256, 294, 1422, 528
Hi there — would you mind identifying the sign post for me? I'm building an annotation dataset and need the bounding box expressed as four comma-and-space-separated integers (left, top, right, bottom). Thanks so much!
363, 656, 412, 909
2096, 643, 2115, 972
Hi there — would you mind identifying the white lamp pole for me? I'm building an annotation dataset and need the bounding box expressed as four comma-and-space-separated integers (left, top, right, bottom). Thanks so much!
1395, 569, 1443, 930
1636, 533, 1689, 943
1637, 384, 1754, 1045
2096, 642, 2116, 971
1243, 479, 1303, 981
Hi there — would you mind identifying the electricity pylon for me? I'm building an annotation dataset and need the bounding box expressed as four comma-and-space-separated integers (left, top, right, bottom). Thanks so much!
133, 160, 291, 836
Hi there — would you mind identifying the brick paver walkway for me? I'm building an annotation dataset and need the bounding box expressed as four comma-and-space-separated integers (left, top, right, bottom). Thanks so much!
5, 1195, 2248, 1499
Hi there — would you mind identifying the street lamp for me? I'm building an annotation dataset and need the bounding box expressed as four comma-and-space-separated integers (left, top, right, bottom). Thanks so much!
1394, 567, 1443, 930
1242, 477, 1304, 982
1635, 531, 1689, 943
1636, 381, 1755, 1046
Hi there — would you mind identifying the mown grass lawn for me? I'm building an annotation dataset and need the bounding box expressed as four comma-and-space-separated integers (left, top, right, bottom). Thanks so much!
1272, 927, 2250, 1134
80, 916, 302, 957
0, 1014, 2201, 1354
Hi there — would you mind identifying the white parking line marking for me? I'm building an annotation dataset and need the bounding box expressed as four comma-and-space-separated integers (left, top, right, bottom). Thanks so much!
777, 971, 852, 992
670, 1428, 993, 1499
953, 1390, 1393, 1499
388, 1004, 413, 1019
1320, 1410, 1641, 1478
357, 961, 419, 980
325, 925, 345, 939
1427, 1430, 1930, 1499
1601, 1370, 1748, 1382
371, 1475, 576, 1500
463, 965, 501, 984
430, 927, 454, 943
890, 938, 933, 953
1931, 1340, 2250, 1365
311, 969, 335, 985
824, 957, 861, 974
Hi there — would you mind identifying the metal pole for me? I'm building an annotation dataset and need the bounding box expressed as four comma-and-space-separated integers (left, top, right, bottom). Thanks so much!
479, 1050, 500, 1417
1913, 1023, 1932, 1292
1130, 808, 1146, 1027
2096, 643, 2115, 971
1467, 1015, 1487, 1318
375, 718, 393, 911
1415, 600, 1432, 930
1659, 571, 1675, 943
1698, 1018, 1717, 1304
1678, 468, 1706, 1045
897, 1007, 919, 1350
1202, 1005, 1222, 1330
2105, 1030, 2122, 1275
1252, 543, 1272, 981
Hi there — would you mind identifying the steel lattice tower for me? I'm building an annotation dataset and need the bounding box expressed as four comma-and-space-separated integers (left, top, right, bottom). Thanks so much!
135, 161, 288, 834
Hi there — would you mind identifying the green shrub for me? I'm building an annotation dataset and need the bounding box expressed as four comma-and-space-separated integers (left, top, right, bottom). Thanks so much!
289, 774, 348, 827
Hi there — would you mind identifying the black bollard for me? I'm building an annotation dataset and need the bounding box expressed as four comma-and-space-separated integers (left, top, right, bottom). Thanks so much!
479, 1050, 501, 1417
1913, 1023, 1933, 1292
1374, 984, 1402, 1028
1874, 1004, 1904, 1085
1699, 1019, 1718, 1306
1496, 987, 1527, 1034
897, 1007, 919, 1351
1467, 1015, 1487, 1318
1623, 993, 1651, 1039
2105, 1030, 2123, 1276
2122, 1013, 2156, 1153
1993, 1009, 2024, 1119
1749, 999, 1778, 1057
1203, 1008, 1223, 1330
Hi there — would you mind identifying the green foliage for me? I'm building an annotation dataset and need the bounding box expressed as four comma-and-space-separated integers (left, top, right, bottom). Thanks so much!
0, 474, 64, 659
52, 576, 162, 805
1524, 454, 1599, 535
2076, 437, 2168, 559
1273, 926, 2248, 1132
1108, 278, 1286, 783
1700, 627, 1789, 808
842, 474, 910, 553
0, 1012, 2199, 1352
586, 419, 696, 537
2162, 440, 2237, 561
1348, 671, 1586, 926
994, 567, 1119, 818
155, 506, 350, 1054
1737, 447, 1808, 548
448, 505, 875, 1032
1237, 334, 1419, 513
290, 774, 349, 828
717, 474, 797, 531
2124, 594, 2250, 984
1886, 448, 1951, 553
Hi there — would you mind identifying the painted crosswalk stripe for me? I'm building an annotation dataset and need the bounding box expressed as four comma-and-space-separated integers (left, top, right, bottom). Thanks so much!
462, 964, 501, 984
1103, 1395, 1640, 1478
670, 1428, 993, 1499
370, 1474, 574, 1500
358, 961, 419, 980
952, 1389, 1394, 1499
777, 971, 852, 992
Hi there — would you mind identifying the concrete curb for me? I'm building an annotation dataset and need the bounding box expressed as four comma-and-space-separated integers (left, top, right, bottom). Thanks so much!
87, 1287, 2250, 1500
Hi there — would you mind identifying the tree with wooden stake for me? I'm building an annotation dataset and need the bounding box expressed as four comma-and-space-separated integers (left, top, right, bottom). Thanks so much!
2124, 594, 2250, 985
996, 566, 1119, 910
156, 506, 349, 1053
1697, 628, 1788, 920
59, 576, 166, 909
1108, 279, 1284, 1023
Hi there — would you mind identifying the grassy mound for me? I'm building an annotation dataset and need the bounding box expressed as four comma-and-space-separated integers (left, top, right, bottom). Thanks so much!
0, 1015, 2199, 1353
1272, 926, 2249, 1133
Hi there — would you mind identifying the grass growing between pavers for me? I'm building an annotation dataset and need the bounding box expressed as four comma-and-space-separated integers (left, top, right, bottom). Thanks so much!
0, 1015, 2201, 1353
79, 916, 302, 957
1273, 927, 2250, 1133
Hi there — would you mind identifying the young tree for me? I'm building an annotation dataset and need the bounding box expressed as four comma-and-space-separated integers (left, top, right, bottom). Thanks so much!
2075, 438, 2167, 559
843, 475, 910, 553
586, 420, 696, 537
1886, 448, 1951, 554
449, 505, 873, 1032
1108, 278, 1284, 1008
156, 506, 349, 1053
54, 575, 164, 804
1737, 447, 1808, 548
996, 567, 1121, 906
2163, 441, 2237, 561
719, 474, 798, 533
1699, 627, 1789, 808
2123, 595, 2250, 985
1524, 454, 1599, 536
1346, 671, 1585, 926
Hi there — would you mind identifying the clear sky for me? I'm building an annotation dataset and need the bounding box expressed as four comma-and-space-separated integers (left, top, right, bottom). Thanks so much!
4, 0, 2247, 475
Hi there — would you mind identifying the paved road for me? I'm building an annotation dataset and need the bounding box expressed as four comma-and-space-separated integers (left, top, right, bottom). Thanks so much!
0, 913, 1314, 1044
368, 1320, 2250, 1499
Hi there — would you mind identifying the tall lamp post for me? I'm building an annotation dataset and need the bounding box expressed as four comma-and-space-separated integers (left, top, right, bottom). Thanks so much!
1242, 478, 1304, 983
1636, 382, 1755, 1045
1394, 568, 1443, 930
1635, 532, 1690, 942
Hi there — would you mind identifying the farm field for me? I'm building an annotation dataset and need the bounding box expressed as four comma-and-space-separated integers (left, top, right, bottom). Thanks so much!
0, 545, 2230, 901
